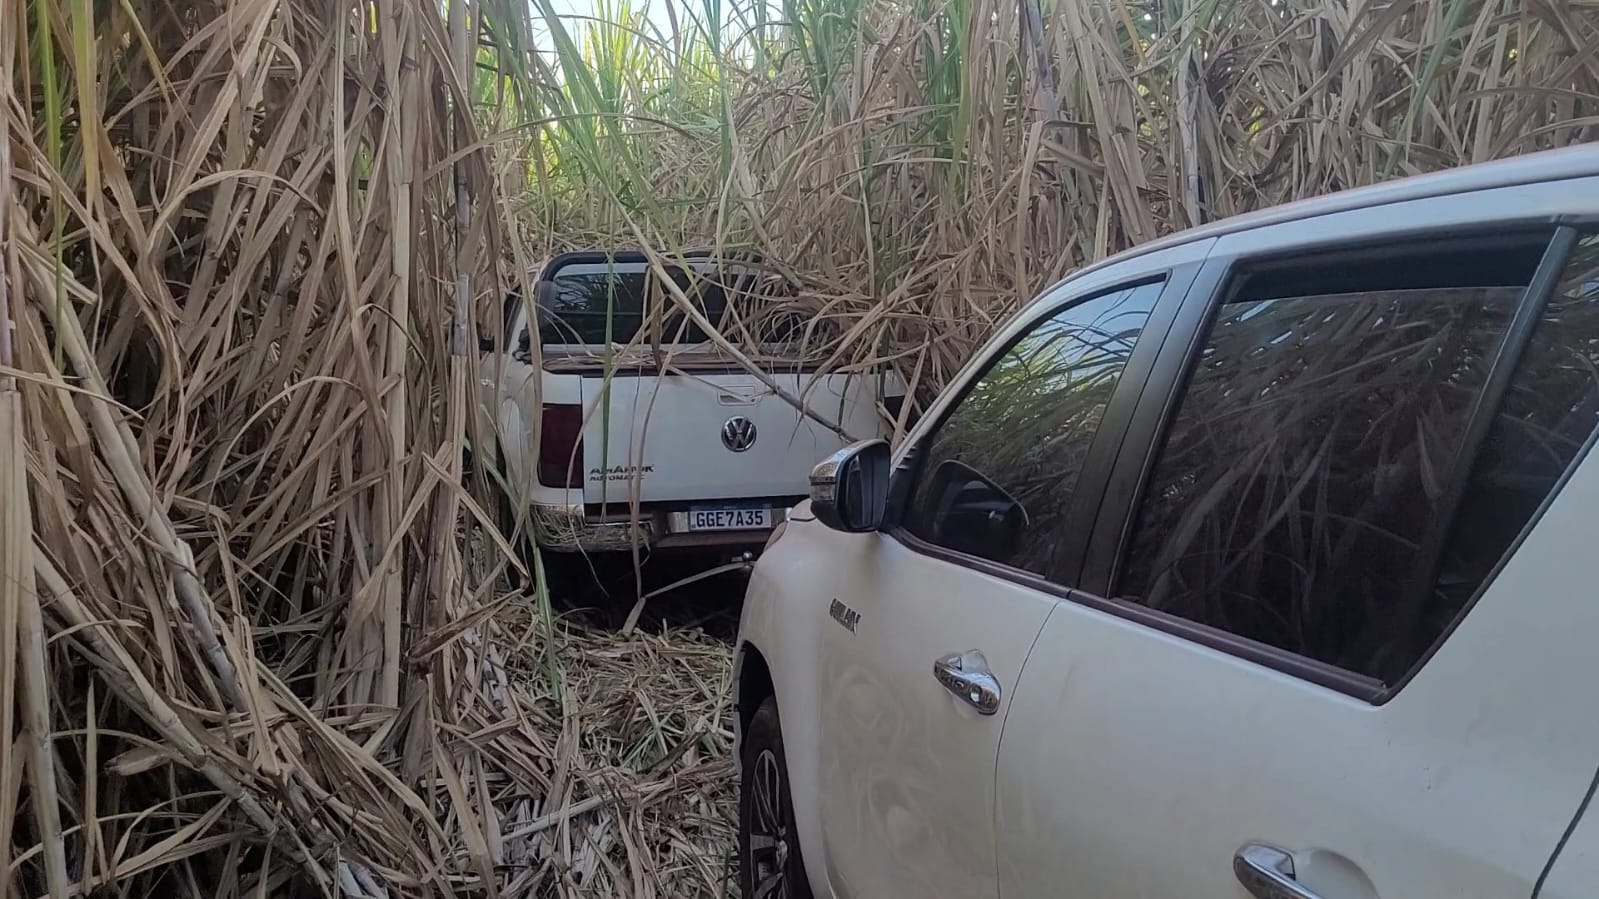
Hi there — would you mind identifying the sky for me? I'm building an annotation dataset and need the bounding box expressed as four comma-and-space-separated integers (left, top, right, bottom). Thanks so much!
530, 0, 712, 55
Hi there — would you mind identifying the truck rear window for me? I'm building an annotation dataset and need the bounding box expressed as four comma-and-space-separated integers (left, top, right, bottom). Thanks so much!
537, 262, 729, 346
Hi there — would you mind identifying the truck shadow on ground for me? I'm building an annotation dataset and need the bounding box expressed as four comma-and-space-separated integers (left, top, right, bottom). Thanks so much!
541, 550, 748, 642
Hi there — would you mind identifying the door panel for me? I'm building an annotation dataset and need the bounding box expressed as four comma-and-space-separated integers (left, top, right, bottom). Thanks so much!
1540, 784, 1599, 899
814, 272, 1194, 898
997, 455, 1599, 897
997, 231, 1599, 898
816, 532, 1058, 899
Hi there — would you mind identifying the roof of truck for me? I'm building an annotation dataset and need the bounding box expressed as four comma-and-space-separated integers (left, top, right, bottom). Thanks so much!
1074, 144, 1599, 281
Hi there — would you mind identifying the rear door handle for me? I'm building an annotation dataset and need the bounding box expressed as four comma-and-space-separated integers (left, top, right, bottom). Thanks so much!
933, 651, 1001, 715
716, 385, 760, 406
1235, 843, 1324, 899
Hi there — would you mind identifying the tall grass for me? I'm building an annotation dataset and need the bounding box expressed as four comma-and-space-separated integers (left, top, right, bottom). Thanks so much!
2, 1, 557, 895
497, 0, 1598, 411
0, 0, 1595, 895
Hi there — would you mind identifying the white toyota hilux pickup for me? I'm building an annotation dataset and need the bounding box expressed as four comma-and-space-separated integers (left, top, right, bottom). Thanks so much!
477, 249, 904, 585
731, 145, 1599, 899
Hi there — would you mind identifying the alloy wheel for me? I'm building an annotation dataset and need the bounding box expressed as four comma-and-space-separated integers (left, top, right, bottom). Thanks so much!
747, 748, 792, 899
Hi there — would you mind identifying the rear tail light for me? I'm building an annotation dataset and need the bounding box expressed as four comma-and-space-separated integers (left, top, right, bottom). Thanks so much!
538, 403, 584, 489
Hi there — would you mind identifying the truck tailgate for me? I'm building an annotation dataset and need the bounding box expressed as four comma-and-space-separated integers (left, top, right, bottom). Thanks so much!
579, 372, 878, 505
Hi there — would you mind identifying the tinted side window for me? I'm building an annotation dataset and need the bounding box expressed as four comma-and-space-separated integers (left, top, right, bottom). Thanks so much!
901, 281, 1162, 580
539, 264, 649, 345
659, 266, 730, 343
1116, 236, 1560, 684
532, 262, 736, 346
1424, 235, 1599, 657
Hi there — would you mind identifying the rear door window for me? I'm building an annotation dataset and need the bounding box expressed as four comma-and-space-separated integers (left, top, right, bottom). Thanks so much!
1113, 231, 1584, 686
1431, 233, 1599, 644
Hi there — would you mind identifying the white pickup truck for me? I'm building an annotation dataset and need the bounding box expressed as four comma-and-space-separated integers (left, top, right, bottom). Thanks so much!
477, 249, 904, 584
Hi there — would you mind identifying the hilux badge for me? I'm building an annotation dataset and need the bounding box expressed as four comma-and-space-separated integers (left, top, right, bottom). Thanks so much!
829, 598, 861, 633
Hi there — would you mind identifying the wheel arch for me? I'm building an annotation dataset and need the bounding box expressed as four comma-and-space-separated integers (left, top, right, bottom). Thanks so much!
734, 538, 833, 894
734, 635, 831, 895
733, 641, 775, 771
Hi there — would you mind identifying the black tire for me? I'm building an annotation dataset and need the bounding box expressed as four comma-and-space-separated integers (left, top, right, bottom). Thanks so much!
739, 697, 814, 899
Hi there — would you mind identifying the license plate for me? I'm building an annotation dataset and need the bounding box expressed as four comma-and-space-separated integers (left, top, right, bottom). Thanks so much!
684, 507, 772, 531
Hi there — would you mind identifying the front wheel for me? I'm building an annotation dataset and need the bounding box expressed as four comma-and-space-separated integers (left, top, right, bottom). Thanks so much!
739, 697, 814, 899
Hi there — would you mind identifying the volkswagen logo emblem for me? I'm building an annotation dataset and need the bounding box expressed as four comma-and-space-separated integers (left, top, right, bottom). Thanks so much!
721, 416, 757, 452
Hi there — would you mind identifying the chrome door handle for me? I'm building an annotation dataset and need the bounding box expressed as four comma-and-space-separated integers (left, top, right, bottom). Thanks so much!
933, 651, 1001, 715
1235, 843, 1324, 899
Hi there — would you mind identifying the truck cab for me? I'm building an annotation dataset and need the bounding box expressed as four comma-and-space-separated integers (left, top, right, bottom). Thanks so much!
478, 249, 903, 578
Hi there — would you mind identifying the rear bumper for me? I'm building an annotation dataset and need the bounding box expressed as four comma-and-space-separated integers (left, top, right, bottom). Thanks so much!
528, 502, 792, 553
528, 503, 650, 553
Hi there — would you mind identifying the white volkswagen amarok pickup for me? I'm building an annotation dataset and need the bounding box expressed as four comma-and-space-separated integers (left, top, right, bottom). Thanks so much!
734, 145, 1599, 899
478, 249, 903, 585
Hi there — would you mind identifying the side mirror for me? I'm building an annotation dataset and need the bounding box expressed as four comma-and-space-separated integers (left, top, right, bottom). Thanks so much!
923, 460, 1028, 561
809, 439, 891, 533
